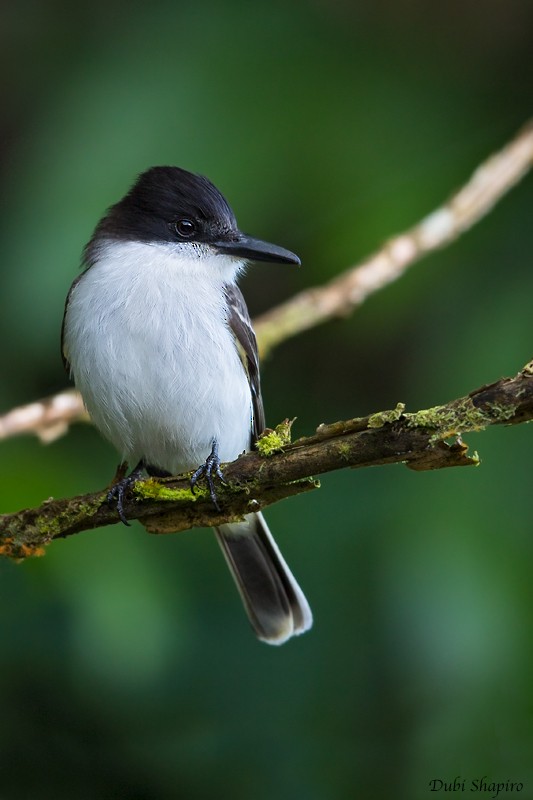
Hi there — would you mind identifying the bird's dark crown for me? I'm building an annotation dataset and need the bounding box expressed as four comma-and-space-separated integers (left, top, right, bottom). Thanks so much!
85, 166, 239, 262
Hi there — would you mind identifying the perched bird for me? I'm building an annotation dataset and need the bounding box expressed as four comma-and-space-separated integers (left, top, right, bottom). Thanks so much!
61, 166, 313, 644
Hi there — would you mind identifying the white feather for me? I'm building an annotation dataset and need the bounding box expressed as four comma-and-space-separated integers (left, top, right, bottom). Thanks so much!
63, 239, 253, 473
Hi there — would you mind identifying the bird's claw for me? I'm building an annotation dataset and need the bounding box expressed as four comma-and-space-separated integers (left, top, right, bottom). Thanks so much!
190, 439, 226, 511
107, 462, 145, 526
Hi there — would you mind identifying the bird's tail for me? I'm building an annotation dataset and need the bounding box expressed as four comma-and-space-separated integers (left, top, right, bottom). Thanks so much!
214, 512, 313, 645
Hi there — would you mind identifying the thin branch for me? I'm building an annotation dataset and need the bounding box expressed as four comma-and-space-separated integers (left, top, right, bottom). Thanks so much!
254, 119, 533, 356
1, 119, 532, 443
0, 389, 89, 443
2, 360, 531, 560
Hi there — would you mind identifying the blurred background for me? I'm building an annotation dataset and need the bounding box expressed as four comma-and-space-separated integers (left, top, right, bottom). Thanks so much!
1, 1, 532, 797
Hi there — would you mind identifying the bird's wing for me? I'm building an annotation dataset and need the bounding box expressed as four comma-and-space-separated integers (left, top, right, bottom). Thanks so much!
224, 282, 265, 443
60, 274, 84, 374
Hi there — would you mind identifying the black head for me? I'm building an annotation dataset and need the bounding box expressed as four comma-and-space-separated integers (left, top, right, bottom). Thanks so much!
85, 166, 300, 266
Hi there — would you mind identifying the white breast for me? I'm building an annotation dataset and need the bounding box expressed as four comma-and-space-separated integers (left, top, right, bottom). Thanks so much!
63, 240, 253, 474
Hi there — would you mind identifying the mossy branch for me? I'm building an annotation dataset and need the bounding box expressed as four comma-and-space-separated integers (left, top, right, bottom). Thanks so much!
1, 360, 531, 560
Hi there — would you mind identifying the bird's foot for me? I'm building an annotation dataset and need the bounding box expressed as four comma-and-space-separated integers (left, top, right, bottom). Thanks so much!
107, 461, 145, 526
190, 439, 226, 511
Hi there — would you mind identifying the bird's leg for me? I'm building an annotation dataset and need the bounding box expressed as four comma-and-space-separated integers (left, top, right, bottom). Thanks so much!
107, 460, 146, 526
190, 438, 226, 511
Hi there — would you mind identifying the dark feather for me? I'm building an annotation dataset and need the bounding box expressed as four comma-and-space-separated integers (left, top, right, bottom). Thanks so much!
60, 273, 85, 374
224, 282, 265, 441
215, 513, 312, 644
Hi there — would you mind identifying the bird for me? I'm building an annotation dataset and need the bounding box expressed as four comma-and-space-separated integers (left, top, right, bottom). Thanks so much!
61, 166, 313, 645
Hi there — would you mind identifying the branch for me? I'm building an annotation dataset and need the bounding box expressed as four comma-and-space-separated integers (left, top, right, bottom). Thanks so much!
2, 119, 532, 443
0, 389, 89, 443
255, 119, 533, 356
2, 360, 531, 559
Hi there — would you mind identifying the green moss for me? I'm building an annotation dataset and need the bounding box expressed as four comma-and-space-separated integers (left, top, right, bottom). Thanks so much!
133, 478, 201, 503
403, 397, 512, 443
37, 494, 106, 539
35, 514, 61, 538
338, 442, 351, 461
367, 402, 405, 428
77, 496, 107, 518
256, 419, 294, 457
486, 402, 517, 422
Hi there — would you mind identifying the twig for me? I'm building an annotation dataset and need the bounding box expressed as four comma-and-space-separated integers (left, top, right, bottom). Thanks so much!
0, 389, 89, 443
254, 119, 533, 355
2, 360, 531, 559
1, 120, 532, 443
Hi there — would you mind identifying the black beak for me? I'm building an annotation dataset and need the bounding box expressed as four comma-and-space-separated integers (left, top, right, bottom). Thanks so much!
214, 233, 300, 265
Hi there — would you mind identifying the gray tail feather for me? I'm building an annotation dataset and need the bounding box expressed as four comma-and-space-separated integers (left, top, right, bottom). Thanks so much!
214, 512, 313, 645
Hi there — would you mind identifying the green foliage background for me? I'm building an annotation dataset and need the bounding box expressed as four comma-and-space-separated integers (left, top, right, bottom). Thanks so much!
1, 1, 532, 797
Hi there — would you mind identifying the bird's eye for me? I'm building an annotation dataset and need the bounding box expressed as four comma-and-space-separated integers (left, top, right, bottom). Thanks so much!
174, 218, 197, 238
